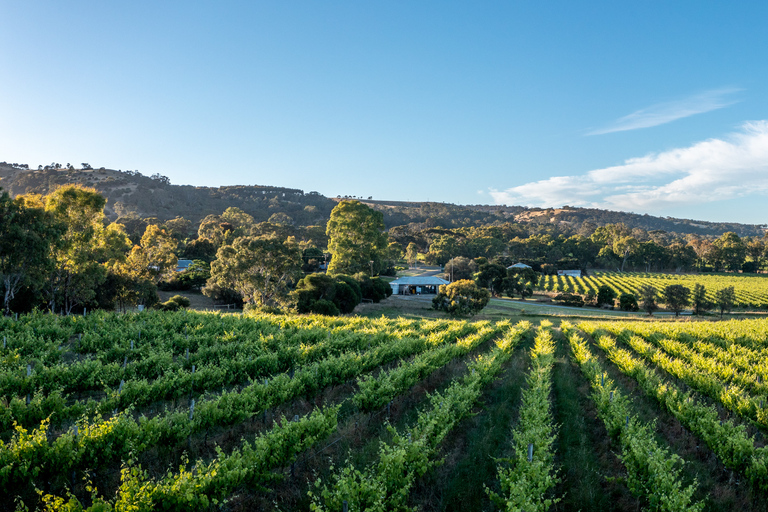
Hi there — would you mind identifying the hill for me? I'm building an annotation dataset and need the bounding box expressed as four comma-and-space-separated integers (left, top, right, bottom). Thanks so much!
1, 161, 764, 237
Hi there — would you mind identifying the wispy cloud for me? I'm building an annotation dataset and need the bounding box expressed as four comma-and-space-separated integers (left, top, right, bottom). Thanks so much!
490, 121, 768, 212
586, 88, 742, 135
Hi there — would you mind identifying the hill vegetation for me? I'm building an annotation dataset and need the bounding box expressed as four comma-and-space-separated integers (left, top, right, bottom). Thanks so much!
1, 162, 764, 237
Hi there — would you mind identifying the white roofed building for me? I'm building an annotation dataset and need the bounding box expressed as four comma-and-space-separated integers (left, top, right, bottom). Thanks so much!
388, 276, 449, 295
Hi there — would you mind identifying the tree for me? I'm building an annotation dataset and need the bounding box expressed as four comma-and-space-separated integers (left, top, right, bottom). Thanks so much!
163, 217, 193, 242
502, 267, 538, 299
639, 285, 658, 316
596, 285, 616, 308
428, 235, 460, 266
474, 262, 507, 296
712, 232, 746, 272
405, 242, 419, 268
692, 283, 709, 315
444, 256, 476, 282
714, 286, 736, 317
42, 185, 127, 314
0, 192, 62, 314
432, 279, 490, 317
663, 284, 690, 316
326, 201, 388, 276
205, 235, 302, 309
619, 293, 639, 311
613, 236, 639, 272
126, 224, 179, 284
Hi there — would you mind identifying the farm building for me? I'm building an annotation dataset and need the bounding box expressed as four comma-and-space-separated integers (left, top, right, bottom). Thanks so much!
557, 269, 583, 277
175, 259, 194, 272
389, 276, 449, 295
507, 262, 532, 270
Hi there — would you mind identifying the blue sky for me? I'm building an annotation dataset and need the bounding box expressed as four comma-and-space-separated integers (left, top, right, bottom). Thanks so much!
2, 2, 768, 224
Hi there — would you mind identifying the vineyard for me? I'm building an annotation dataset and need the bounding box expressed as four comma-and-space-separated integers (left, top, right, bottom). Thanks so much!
540, 271, 768, 308
3, 311, 768, 510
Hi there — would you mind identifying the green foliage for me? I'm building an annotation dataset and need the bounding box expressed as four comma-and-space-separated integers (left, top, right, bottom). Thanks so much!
205, 235, 302, 309
486, 325, 561, 511
596, 284, 616, 307
444, 256, 477, 282
311, 299, 340, 316
354, 273, 393, 303
473, 262, 507, 296
576, 321, 768, 493
155, 295, 191, 312
326, 200, 388, 276
618, 292, 639, 311
552, 293, 584, 307
432, 279, 490, 317
0, 192, 63, 315
563, 327, 703, 511
310, 322, 530, 512
662, 284, 690, 316
291, 273, 364, 315
692, 283, 709, 315
639, 285, 658, 316
715, 285, 736, 317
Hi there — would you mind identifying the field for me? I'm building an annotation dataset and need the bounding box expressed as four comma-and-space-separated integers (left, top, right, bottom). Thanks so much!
540, 271, 768, 309
4, 310, 768, 511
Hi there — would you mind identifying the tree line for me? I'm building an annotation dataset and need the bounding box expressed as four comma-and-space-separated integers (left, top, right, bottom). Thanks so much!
0, 190, 394, 316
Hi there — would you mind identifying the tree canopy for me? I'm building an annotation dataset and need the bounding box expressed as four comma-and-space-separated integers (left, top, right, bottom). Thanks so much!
326, 200, 388, 276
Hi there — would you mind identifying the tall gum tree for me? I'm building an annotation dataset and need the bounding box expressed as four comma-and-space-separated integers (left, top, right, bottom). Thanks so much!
0, 192, 62, 314
41, 185, 128, 314
206, 235, 302, 308
326, 200, 387, 276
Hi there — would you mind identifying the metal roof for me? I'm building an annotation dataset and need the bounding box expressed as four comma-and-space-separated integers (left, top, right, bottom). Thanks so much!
389, 276, 450, 286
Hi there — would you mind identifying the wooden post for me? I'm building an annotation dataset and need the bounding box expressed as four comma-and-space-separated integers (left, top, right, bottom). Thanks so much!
189, 399, 195, 420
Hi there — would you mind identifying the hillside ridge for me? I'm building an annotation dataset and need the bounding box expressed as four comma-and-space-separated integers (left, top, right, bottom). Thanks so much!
1, 162, 764, 236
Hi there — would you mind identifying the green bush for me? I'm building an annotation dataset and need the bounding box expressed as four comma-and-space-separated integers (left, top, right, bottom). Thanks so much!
311, 299, 340, 316
597, 285, 617, 308
618, 293, 639, 311
432, 279, 490, 317
155, 294, 191, 311
552, 293, 584, 307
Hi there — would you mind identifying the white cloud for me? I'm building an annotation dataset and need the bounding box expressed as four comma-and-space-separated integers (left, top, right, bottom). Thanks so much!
586, 88, 741, 135
490, 121, 768, 213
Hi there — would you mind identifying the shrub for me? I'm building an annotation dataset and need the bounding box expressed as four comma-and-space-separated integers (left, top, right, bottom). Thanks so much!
552, 293, 584, 307
618, 293, 639, 311
432, 279, 490, 317
311, 299, 340, 316
155, 294, 191, 311
597, 285, 616, 308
